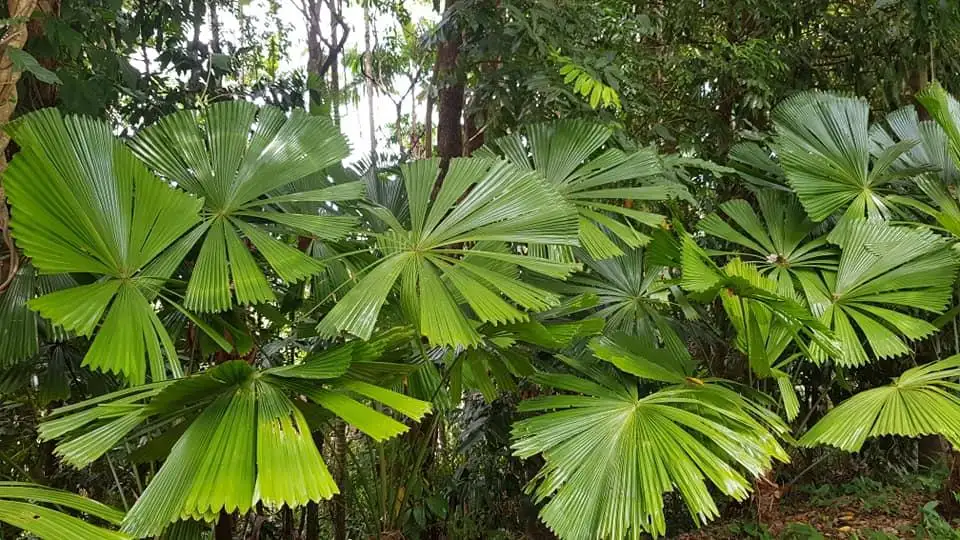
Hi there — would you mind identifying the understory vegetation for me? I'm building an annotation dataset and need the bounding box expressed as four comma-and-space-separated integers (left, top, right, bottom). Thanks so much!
5, 1, 960, 539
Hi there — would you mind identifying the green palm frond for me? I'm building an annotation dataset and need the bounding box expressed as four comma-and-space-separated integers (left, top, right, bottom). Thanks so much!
796, 219, 958, 366
478, 119, 691, 259
0, 482, 128, 539
39, 332, 430, 538
727, 142, 790, 191
4, 109, 205, 384
317, 157, 580, 348
448, 295, 605, 402
800, 355, 960, 451
129, 101, 357, 313
680, 234, 840, 364
0, 262, 74, 365
563, 246, 693, 372
512, 366, 789, 539
773, 91, 921, 222
699, 190, 837, 294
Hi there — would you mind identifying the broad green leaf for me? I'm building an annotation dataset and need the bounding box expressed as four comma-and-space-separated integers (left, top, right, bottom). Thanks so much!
4, 109, 203, 383
800, 355, 960, 451
317, 157, 579, 347
130, 101, 355, 312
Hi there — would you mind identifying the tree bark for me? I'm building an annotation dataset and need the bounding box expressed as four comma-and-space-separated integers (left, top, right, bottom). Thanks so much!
0, 0, 39, 294
363, 2, 376, 168
331, 421, 347, 540
435, 0, 464, 174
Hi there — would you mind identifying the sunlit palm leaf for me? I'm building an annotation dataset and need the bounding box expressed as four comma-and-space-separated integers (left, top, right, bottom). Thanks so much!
773, 91, 920, 222
478, 119, 690, 259
699, 190, 836, 294
796, 219, 958, 366
39, 333, 430, 537
317, 157, 580, 347
680, 234, 840, 364
130, 101, 356, 312
800, 355, 960, 451
0, 482, 128, 540
513, 369, 789, 539
4, 109, 204, 384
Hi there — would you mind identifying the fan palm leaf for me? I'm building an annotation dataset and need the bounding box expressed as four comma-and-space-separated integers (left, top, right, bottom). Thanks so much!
39, 331, 430, 538
477, 119, 691, 259
0, 262, 73, 364
561, 246, 694, 372
512, 362, 789, 539
699, 190, 836, 294
129, 101, 357, 312
796, 219, 958, 366
772, 92, 921, 222
0, 482, 128, 540
800, 355, 960, 451
316, 157, 580, 348
3, 109, 205, 384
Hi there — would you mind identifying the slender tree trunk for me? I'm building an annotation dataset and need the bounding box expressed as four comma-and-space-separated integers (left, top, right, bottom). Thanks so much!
424, 82, 434, 158
363, 1, 376, 167
304, 0, 323, 76
329, 0, 341, 126
304, 433, 324, 540
332, 421, 348, 540
436, 0, 464, 174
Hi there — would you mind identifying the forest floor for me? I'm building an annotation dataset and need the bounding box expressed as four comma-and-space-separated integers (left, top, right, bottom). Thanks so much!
675, 473, 959, 539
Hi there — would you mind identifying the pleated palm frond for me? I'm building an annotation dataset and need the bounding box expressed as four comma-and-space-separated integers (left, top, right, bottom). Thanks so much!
0, 262, 74, 365
0, 482, 128, 540
476, 119, 691, 259
880, 84, 960, 238
562, 246, 694, 373
699, 190, 837, 295
447, 295, 606, 402
38, 331, 430, 538
129, 101, 358, 313
512, 363, 789, 539
800, 355, 960, 451
772, 91, 923, 223
316, 157, 580, 348
796, 219, 958, 366
727, 142, 790, 191
4, 109, 205, 384
680, 234, 840, 366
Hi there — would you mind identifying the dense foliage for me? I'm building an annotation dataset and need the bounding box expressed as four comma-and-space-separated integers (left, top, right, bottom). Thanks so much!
4, 1, 960, 540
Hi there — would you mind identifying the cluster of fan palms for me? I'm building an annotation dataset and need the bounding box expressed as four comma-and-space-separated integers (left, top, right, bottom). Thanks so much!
4, 83, 960, 539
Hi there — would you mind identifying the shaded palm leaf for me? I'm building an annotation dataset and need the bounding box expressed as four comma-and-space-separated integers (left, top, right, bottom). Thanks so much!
39, 332, 430, 538
727, 142, 790, 191
4, 109, 204, 384
0, 482, 128, 540
129, 101, 356, 312
796, 220, 958, 366
699, 190, 836, 294
562, 246, 694, 372
478, 119, 690, 259
317, 157, 580, 347
680, 234, 840, 364
773, 91, 921, 222
800, 355, 960, 451
0, 261, 74, 365
512, 367, 788, 539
